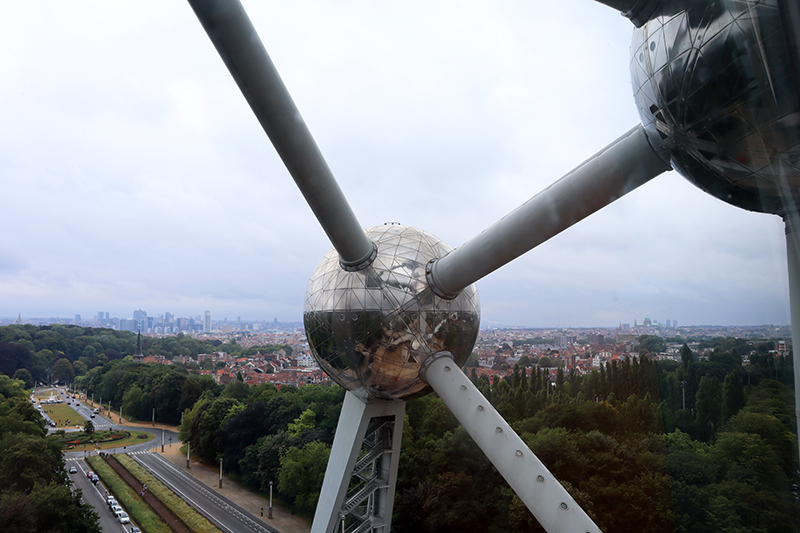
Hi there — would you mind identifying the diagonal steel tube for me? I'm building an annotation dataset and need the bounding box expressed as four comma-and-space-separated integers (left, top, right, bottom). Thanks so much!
427, 125, 671, 298
421, 351, 602, 533
187, 0, 375, 269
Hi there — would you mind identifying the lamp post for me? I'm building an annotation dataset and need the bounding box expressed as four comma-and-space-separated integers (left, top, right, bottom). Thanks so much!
152, 407, 155, 426
187, 443, 190, 469
219, 456, 223, 489
680, 380, 687, 411
269, 481, 273, 519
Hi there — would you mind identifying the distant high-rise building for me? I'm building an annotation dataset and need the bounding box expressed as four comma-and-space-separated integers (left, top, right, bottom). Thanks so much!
204, 310, 212, 333
133, 309, 147, 320
74, 314, 81, 323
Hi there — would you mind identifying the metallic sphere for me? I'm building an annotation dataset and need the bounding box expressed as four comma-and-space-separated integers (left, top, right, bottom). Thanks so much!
630, 0, 800, 215
304, 224, 480, 402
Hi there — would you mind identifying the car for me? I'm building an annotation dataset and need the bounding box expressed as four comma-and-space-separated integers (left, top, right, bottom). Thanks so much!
110, 505, 123, 516
91, 475, 99, 484
117, 512, 130, 524
107, 497, 118, 508
90, 414, 95, 418
129, 528, 141, 533
69, 466, 77, 474
86, 471, 94, 479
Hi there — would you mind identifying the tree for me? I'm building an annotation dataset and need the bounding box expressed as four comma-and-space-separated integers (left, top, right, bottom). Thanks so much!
721, 371, 746, 423
695, 375, 722, 440
152, 372, 187, 423
288, 408, 316, 437
680, 344, 693, 367
84, 419, 94, 435
51, 357, 75, 384
278, 440, 331, 513
12, 369, 33, 390
638, 335, 667, 354
422, 472, 488, 533
0, 342, 32, 378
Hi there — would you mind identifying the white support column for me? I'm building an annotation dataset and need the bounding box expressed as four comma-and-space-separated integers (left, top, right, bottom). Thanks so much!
421, 352, 601, 533
784, 212, 800, 469
311, 391, 405, 533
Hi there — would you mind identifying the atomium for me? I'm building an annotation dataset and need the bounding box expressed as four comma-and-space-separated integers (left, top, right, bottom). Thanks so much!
303, 224, 480, 401
187, 0, 800, 531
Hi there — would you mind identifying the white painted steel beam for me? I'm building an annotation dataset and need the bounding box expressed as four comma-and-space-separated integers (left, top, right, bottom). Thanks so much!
311, 392, 405, 533
421, 352, 601, 533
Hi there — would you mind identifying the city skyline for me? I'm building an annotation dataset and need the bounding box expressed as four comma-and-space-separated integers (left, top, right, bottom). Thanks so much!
0, 2, 790, 328
4, 307, 790, 332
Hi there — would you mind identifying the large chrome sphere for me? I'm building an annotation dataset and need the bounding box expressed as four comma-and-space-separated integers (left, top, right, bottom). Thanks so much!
630, 0, 800, 215
304, 224, 480, 401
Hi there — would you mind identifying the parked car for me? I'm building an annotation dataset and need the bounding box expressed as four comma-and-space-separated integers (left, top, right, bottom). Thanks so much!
117, 512, 130, 524
130, 528, 141, 533
110, 505, 123, 516
91, 475, 99, 484
107, 497, 117, 508
86, 471, 94, 479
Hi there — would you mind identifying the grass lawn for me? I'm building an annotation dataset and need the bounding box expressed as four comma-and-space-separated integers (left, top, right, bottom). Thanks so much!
51, 430, 155, 451
40, 403, 83, 428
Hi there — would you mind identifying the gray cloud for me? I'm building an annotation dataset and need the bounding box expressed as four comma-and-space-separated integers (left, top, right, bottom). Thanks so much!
0, 1, 791, 327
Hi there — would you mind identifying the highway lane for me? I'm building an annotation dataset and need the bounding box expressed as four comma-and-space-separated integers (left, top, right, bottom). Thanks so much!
132, 452, 280, 533
69, 458, 139, 533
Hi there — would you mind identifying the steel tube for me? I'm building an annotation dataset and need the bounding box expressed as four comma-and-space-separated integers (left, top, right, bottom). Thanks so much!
188, 0, 374, 268
421, 352, 601, 533
784, 212, 800, 470
428, 125, 670, 298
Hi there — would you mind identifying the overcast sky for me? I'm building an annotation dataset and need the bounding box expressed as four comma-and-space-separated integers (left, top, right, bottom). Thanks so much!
0, 1, 790, 328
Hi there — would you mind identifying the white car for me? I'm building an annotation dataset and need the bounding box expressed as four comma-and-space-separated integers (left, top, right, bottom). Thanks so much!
110, 505, 123, 516
117, 512, 130, 524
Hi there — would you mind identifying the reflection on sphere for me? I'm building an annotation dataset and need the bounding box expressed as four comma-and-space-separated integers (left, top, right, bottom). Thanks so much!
631, 0, 800, 214
304, 224, 480, 402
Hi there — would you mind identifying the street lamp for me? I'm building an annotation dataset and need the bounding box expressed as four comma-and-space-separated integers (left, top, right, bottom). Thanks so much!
269, 481, 273, 519
219, 456, 223, 489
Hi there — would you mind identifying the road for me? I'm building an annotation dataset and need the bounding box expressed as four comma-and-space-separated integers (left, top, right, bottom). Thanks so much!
132, 452, 280, 533
47, 388, 280, 532
69, 459, 138, 533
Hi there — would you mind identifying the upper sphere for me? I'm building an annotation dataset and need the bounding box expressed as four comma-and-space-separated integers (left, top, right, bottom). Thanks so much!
630, 0, 800, 215
304, 224, 480, 402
